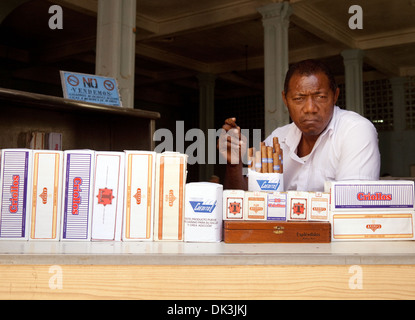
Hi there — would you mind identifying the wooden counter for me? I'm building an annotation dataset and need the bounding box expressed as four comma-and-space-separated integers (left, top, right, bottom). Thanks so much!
1, 241, 415, 299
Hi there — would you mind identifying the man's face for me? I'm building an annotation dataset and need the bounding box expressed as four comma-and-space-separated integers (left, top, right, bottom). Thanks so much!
282, 72, 339, 137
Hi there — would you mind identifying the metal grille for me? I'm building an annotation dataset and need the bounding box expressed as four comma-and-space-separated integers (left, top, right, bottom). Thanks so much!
363, 79, 394, 131
405, 76, 415, 129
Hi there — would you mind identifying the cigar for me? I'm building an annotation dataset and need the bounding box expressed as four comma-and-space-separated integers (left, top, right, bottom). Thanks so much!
261, 145, 267, 173
255, 150, 262, 172
248, 147, 254, 169
266, 146, 273, 173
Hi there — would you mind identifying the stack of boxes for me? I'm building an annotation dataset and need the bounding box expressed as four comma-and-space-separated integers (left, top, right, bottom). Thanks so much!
325, 180, 415, 241
0, 148, 188, 242
1, 148, 414, 243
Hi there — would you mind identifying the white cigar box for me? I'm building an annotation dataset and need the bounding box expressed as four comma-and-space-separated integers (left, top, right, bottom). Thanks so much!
223, 189, 245, 220
244, 191, 267, 220
331, 211, 415, 241
184, 182, 223, 242
91, 151, 125, 241
154, 152, 187, 241
123, 151, 156, 241
324, 180, 414, 211
287, 191, 309, 221
30, 150, 63, 240
61, 150, 95, 241
267, 192, 287, 221
0, 149, 33, 240
247, 169, 284, 192
308, 192, 330, 221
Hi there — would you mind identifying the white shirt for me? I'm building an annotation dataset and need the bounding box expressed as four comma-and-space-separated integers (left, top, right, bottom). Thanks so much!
264, 106, 381, 191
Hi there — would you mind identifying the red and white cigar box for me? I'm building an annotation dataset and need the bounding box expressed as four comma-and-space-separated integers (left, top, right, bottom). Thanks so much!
154, 152, 187, 241
91, 151, 125, 241
223, 189, 245, 220
287, 191, 309, 221
267, 192, 287, 221
308, 192, 330, 221
184, 182, 223, 242
30, 150, 63, 240
61, 150, 95, 241
331, 212, 415, 241
244, 191, 267, 220
123, 151, 156, 241
0, 149, 33, 240
324, 180, 415, 211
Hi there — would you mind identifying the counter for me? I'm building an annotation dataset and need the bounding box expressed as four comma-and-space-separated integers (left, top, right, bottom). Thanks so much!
1, 241, 415, 299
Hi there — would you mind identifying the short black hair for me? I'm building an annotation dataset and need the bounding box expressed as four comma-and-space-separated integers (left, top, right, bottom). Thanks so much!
283, 59, 338, 95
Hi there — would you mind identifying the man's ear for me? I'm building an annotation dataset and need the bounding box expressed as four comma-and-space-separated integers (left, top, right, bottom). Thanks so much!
281, 91, 288, 108
333, 87, 340, 104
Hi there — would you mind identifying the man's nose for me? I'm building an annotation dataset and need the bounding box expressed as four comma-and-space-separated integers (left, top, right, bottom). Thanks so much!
303, 96, 318, 113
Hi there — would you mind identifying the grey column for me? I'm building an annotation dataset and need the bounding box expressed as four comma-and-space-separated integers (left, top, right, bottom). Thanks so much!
341, 49, 365, 115
96, 0, 136, 108
257, 2, 292, 138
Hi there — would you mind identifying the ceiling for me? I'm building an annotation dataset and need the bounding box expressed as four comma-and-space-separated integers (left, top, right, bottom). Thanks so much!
0, 0, 415, 106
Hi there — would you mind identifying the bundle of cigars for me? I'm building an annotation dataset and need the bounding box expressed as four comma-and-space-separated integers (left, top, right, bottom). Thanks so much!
248, 137, 283, 173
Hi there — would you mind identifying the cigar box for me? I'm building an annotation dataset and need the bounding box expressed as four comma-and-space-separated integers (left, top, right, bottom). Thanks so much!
324, 180, 415, 211
244, 191, 267, 220
184, 182, 223, 242
331, 211, 415, 241
247, 169, 284, 192
91, 151, 125, 241
0, 149, 33, 240
223, 220, 331, 243
308, 192, 330, 221
123, 151, 156, 241
267, 192, 287, 221
223, 189, 245, 220
154, 152, 187, 241
30, 150, 63, 240
287, 191, 309, 221
61, 150, 95, 241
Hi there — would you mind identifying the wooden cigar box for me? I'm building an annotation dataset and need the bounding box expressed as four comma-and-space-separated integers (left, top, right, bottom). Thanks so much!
223, 220, 331, 243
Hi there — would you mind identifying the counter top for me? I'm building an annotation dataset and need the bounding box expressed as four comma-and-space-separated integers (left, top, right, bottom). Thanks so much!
1, 241, 415, 266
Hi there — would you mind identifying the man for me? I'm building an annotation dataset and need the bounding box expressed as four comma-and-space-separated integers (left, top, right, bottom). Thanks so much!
219, 59, 380, 191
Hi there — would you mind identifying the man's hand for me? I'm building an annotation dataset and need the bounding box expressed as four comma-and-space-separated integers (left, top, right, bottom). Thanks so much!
218, 117, 247, 165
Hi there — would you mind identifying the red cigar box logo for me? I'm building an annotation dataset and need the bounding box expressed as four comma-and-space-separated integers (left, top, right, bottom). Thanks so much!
39, 187, 48, 204
229, 202, 241, 215
134, 188, 141, 205
97, 187, 114, 206
249, 204, 263, 213
312, 206, 326, 213
366, 224, 382, 232
9, 175, 20, 213
165, 189, 176, 207
293, 202, 305, 215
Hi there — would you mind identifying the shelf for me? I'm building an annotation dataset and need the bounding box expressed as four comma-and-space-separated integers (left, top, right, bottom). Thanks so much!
0, 87, 160, 120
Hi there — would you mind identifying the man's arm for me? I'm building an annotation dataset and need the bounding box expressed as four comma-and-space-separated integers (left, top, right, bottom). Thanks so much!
218, 117, 248, 190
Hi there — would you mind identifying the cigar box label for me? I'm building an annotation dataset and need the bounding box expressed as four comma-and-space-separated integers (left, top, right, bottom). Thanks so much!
91, 153, 124, 241
157, 155, 185, 240
332, 182, 414, 210
226, 197, 243, 219
0, 150, 31, 239
30, 151, 62, 240
267, 193, 286, 221
246, 196, 266, 220
289, 198, 307, 220
124, 152, 154, 240
309, 193, 329, 220
332, 213, 414, 240
62, 152, 93, 240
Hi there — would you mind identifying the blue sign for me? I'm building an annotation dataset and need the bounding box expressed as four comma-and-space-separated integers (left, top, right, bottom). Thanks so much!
60, 71, 122, 107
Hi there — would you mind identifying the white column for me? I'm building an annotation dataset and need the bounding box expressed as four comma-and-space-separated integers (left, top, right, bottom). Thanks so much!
96, 0, 136, 108
197, 73, 216, 181
341, 49, 364, 115
257, 2, 292, 138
